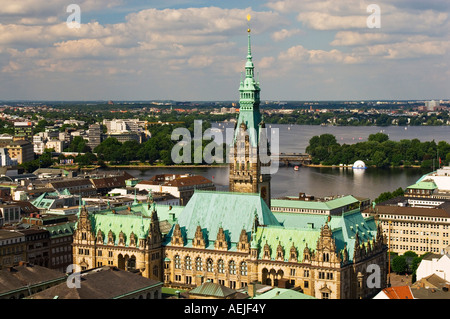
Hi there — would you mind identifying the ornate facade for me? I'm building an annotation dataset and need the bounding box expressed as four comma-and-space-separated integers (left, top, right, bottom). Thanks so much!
162, 191, 387, 299
72, 202, 164, 282
71, 28, 388, 299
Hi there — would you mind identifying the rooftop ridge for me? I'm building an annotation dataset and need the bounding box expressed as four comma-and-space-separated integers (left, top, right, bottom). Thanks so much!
193, 189, 261, 197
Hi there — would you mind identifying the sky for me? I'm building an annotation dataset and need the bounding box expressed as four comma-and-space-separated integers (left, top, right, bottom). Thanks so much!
0, 0, 449, 101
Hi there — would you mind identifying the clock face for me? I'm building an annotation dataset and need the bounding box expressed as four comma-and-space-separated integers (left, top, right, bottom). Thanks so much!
261, 186, 267, 199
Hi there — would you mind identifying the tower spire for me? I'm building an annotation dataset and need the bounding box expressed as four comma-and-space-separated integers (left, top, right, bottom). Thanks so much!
229, 14, 271, 209
247, 29, 252, 60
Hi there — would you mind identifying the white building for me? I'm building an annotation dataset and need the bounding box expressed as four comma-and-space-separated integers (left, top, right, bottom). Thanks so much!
103, 119, 146, 134
107, 188, 180, 206
32, 135, 46, 154
0, 148, 17, 166
46, 140, 64, 153
0, 203, 21, 226
416, 248, 450, 282
413, 166, 450, 198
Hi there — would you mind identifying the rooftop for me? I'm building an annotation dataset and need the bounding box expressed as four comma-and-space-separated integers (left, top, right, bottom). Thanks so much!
271, 195, 360, 212
0, 263, 66, 297
26, 266, 162, 299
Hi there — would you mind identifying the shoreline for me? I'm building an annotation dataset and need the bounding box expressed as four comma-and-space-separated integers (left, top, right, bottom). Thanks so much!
52, 164, 229, 171
304, 164, 422, 168
53, 163, 425, 171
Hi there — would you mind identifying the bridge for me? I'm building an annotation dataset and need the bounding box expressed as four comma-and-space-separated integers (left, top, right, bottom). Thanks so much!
271, 153, 312, 166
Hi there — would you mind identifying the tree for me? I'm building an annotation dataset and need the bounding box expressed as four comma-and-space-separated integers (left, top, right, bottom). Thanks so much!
374, 187, 404, 204
65, 136, 91, 153
391, 255, 407, 274
368, 132, 389, 143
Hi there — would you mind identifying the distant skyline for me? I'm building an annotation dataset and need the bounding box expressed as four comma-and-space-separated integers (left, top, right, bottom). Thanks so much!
1, 0, 449, 101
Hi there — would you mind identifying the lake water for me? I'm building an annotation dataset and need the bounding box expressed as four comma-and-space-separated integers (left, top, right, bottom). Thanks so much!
122, 124, 450, 201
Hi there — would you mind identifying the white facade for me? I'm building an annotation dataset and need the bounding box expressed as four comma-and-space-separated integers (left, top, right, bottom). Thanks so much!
46, 140, 64, 153
0, 204, 21, 226
416, 253, 450, 282
0, 148, 17, 166
372, 290, 390, 299
431, 166, 450, 191
135, 183, 181, 201
103, 119, 145, 134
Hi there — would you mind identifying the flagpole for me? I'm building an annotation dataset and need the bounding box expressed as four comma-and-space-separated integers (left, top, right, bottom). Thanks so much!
388, 220, 391, 287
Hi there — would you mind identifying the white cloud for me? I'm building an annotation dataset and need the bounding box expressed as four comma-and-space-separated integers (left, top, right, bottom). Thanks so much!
278, 45, 361, 64
271, 28, 303, 41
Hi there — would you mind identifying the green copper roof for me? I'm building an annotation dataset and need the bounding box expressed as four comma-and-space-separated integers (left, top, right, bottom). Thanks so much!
271, 195, 360, 211
407, 180, 437, 190
253, 287, 316, 299
44, 222, 76, 238
255, 226, 320, 262
92, 213, 152, 247
234, 31, 262, 148
87, 203, 184, 247
271, 209, 378, 262
167, 190, 280, 247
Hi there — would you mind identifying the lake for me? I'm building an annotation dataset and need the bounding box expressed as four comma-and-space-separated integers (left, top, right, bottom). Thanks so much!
121, 124, 450, 201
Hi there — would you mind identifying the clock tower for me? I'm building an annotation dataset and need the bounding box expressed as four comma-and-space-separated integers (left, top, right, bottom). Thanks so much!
229, 26, 271, 208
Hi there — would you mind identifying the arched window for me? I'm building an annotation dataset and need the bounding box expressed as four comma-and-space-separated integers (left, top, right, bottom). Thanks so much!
218, 259, 225, 273
229, 260, 236, 275
206, 258, 214, 272
185, 256, 192, 270
174, 255, 181, 269
195, 257, 203, 271
240, 262, 247, 276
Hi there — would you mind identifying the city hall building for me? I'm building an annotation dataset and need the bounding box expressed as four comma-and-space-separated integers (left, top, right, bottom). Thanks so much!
72, 29, 388, 299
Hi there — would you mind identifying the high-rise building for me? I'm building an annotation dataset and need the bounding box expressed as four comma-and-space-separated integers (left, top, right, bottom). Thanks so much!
87, 124, 103, 150
13, 122, 33, 141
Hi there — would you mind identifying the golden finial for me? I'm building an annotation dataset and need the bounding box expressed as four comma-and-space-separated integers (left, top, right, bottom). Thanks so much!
247, 14, 251, 33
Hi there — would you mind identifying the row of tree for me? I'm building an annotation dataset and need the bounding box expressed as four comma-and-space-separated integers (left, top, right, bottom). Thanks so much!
306, 133, 450, 168
263, 110, 450, 126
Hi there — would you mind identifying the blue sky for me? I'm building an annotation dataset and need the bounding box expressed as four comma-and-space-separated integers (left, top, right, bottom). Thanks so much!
0, 0, 449, 101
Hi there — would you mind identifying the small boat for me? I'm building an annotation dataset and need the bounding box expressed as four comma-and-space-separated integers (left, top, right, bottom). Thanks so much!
294, 166, 299, 171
